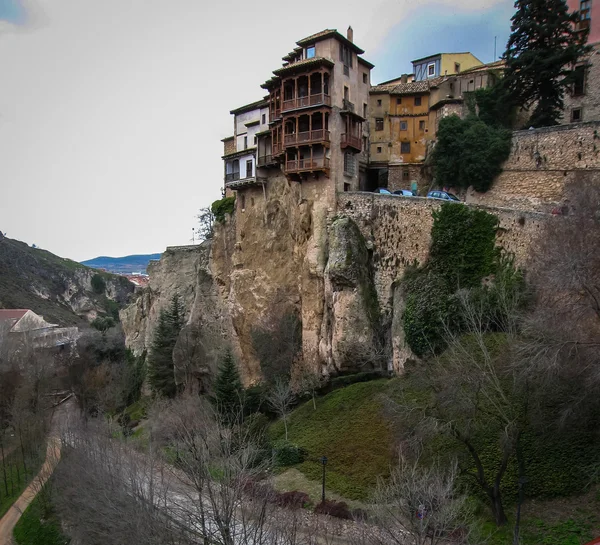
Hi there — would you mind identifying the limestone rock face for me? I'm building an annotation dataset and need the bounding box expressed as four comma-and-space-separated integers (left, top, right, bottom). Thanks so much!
319, 217, 383, 373
120, 243, 233, 372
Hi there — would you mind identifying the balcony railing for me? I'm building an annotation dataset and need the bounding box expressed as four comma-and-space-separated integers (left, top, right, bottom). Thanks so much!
225, 172, 240, 182
282, 93, 331, 112
285, 157, 330, 173
272, 142, 284, 156
342, 99, 355, 113
257, 154, 276, 167
341, 133, 362, 151
284, 129, 330, 146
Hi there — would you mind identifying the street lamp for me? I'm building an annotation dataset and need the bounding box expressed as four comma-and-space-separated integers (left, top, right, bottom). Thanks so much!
321, 456, 328, 503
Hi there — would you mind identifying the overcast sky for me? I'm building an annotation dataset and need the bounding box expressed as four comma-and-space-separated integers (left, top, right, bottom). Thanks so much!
0, 0, 513, 262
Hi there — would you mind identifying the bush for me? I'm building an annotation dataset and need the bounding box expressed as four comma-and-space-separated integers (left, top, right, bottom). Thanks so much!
211, 196, 235, 223
275, 490, 311, 509
432, 115, 512, 193
314, 499, 352, 519
273, 441, 308, 467
91, 273, 106, 294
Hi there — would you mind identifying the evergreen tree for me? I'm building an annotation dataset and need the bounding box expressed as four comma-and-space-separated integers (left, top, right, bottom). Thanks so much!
147, 294, 184, 397
212, 350, 243, 425
502, 0, 590, 127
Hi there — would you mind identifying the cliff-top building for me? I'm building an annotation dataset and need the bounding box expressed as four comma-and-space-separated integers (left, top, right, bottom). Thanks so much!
222, 27, 374, 203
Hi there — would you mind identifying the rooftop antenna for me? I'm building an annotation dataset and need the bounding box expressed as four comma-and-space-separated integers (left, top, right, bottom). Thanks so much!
494, 36, 497, 61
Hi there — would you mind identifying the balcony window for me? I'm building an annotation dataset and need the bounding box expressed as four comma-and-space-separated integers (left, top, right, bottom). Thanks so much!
340, 43, 353, 68
375, 118, 384, 131
246, 160, 253, 178
225, 159, 240, 182
400, 121, 408, 131
427, 63, 436, 77
414, 96, 422, 106
306, 45, 315, 59
363, 73, 368, 84
402, 169, 409, 182
401, 141, 411, 154
396, 97, 402, 105
262, 113, 266, 124
244, 136, 248, 149
419, 120, 426, 131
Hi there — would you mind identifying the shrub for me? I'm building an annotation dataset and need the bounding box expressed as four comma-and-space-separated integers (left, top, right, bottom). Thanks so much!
314, 499, 352, 520
91, 273, 106, 294
211, 196, 235, 223
273, 441, 308, 467
275, 490, 311, 509
432, 115, 511, 193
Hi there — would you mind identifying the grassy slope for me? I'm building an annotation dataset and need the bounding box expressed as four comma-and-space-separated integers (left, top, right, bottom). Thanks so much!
270, 379, 397, 500
13, 486, 69, 545
0, 450, 44, 519
0, 236, 132, 326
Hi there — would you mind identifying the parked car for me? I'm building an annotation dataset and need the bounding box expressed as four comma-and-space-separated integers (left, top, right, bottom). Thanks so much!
393, 189, 415, 197
374, 188, 392, 195
426, 190, 461, 202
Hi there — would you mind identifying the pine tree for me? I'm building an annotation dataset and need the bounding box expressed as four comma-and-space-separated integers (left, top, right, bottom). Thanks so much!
147, 294, 184, 397
502, 0, 590, 127
212, 350, 243, 425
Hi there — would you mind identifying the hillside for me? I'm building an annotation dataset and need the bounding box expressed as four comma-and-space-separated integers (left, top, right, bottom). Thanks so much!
81, 253, 161, 274
0, 236, 135, 326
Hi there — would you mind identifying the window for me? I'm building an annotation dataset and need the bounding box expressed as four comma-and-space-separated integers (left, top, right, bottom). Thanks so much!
377, 146, 382, 153
375, 118, 384, 131
344, 182, 351, 192
344, 152, 356, 175
363, 103, 368, 117
306, 45, 316, 59
573, 65, 586, 96
363, 136, 368, 150
580, 0, 591, 19
344, 86, 349, 101
571, 107, 583, 122
344, 65, 350, 76
243, 136, 248, 149
396, 97, 402, 105
253, 135, 257, 145
427, 63, 436, 77
402, 169, 410, 181
454, 62, 461, 73
419, 120, 426, 130
400, 121, 408, 131
340, 43, 353, 68
414, 96, 422, 106
377, 99, 382, 106
363, 73, 368, 84
401, 141, 411, 154
262, 114, 266, 124
246, 160, 253, 178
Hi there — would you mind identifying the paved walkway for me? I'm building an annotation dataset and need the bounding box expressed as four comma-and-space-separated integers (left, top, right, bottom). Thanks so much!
0, 437, 61, 545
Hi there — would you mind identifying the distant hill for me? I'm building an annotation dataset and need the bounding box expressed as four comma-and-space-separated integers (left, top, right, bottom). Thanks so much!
0, 235, 135, 326
81, 253, 162, 274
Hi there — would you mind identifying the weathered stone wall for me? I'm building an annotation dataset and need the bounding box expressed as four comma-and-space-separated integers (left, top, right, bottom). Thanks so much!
466, 121, 600, 211
562, 43, 600, 125
388, 163, 429, 196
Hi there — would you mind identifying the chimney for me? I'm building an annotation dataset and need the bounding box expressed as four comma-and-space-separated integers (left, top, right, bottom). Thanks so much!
401, 74, 408, 84
347, 26, 354, 43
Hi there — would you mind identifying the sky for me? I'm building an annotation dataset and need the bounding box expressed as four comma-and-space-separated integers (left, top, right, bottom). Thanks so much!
0, 0, 514, 262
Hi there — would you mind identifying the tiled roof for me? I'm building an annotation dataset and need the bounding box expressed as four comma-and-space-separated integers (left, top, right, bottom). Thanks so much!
273, 56, 335, 77
296, 29, 365, 54
230, 99, 269, 115
0, 309, 28, 322
411, 52, 476, 64
459, 60, 505, 74
370, 78, 443, 95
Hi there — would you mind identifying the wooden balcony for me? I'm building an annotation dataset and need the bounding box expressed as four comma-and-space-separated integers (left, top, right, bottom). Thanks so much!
272, 142, 284, 156
257, 154, 277, 167
225, 172, 240, 183
282, 93, 331, 112
341, 133, 362, 152
284, 129, 330, 147
285, 157, 330, 173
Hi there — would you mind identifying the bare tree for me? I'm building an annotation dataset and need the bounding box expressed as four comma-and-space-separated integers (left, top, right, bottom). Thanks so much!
372, 456, 474, 545
267, 379, 296, 441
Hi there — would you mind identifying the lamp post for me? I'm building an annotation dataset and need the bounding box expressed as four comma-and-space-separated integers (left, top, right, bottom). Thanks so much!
321, 456, 328, 503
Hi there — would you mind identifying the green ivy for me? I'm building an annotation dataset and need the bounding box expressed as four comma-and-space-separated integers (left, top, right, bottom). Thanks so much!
211, 196, 236, 223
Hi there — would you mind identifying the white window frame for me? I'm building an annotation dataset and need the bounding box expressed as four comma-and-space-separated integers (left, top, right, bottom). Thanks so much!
427, 63, 436, 77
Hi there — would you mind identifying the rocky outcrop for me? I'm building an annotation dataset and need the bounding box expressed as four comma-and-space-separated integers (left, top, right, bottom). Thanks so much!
120, 242, 235, 385
319, 217, 382, 373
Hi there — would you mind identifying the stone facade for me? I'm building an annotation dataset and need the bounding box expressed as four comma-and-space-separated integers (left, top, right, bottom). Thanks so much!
466, 121, 600, 211
562, 43, 600, 125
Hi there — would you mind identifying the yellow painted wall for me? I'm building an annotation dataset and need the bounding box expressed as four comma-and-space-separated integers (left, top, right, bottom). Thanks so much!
440, 53, 482, 77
